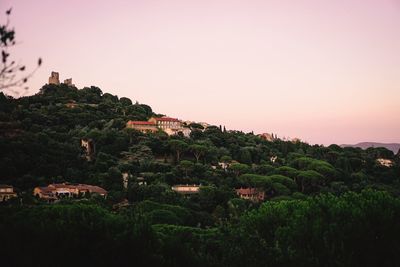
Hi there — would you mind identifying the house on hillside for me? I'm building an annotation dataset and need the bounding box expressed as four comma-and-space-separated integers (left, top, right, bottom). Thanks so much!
126, 116, 191, 137
149, 116, 182, 131
148, 116, 191, 137
376, 158, 394, 167
0, 185, 17, 202
258, 133, 275, 141
171, 184, 200, 194
34, 183, 107, 202
126, 120, 158, 133
236, 188, 265, 202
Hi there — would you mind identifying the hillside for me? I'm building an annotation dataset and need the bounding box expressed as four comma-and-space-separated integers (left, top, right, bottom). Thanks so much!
342, 142, 400, 153
1, 83, 400, 267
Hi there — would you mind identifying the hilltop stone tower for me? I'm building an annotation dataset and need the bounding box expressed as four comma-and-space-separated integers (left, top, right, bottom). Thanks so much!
63, 78, 73, 86
48, 72, 60, 85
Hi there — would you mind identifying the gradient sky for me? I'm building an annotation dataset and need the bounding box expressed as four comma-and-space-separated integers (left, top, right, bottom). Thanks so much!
1, 0, 399, 145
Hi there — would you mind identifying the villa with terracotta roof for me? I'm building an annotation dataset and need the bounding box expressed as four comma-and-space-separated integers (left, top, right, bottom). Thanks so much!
126, 116, 191, 137
236, 188, 265, 202
148, 116, 182, 130
34, 183, 107, 201
0, 185, 17, 202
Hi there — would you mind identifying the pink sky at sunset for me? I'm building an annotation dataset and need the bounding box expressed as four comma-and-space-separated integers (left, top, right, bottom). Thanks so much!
1, 0, 399, 145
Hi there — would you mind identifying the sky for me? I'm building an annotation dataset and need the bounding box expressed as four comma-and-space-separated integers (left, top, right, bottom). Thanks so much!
1, 0, 399, 145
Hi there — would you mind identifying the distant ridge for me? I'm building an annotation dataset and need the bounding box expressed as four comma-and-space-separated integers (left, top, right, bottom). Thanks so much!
341, 142, 400, 153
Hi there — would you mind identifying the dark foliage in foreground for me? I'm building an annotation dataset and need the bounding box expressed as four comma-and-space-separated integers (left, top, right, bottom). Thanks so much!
1, 190, 400, 267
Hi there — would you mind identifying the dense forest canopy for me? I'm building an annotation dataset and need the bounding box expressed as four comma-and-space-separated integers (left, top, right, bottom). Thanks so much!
1, 84, 399, 266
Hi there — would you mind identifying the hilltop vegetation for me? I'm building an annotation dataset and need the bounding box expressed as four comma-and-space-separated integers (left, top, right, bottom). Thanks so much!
1, 84, 400, 266
342, 142, 400, 154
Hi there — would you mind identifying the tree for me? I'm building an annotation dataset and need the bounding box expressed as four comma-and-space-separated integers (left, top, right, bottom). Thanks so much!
188, 122, 204, 130
297, 170, 325, 193
0, 8, 41, 93
190, 144, 208, 163
268, 174, 297, 193
239, 174, 272, 189
179, 160, 194, 177
168, 139, 188, 163
239, 148, 252, 164
254, 164, 275, 175
119, 97, 132, 106
121, 144, 153, 164
274, 166, 298, 178
220, 155, 232, 163
230, 163, 250, 177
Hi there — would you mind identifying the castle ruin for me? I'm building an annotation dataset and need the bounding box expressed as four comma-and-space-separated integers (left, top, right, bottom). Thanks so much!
64, 78, 74, 86
48, 71, 74, 86
48, 72, 60, 85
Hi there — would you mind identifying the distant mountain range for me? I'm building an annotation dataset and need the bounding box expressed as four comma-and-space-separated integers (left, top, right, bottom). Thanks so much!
341, 142, 400, 153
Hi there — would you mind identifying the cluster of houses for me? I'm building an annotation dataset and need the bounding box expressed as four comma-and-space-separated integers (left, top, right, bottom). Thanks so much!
0, 182, 265, 203
33, 183, 107, 201
0, 183, 108, 203
4, 155, 397, 204
127, 116, 192, 137
171, 184, 265, 202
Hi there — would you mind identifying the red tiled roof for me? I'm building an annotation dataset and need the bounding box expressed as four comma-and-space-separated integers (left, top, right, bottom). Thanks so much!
39, 187, 54, 192
76, 184, 107, 195
236, 188, 262, 195
127, 121, 156, 126
38, 183, 107, 195
154, 117, 180, 122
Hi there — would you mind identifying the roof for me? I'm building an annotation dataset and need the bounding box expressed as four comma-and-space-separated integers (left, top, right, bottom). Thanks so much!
171, 184, 200, 194
76, 184, 107, 195
172, 184, 200, 188
0, 184, 13, 189
36, 183, 107, 195
236, 188, 263, 195
153, 117, 180, 122
127, 121, 156, 126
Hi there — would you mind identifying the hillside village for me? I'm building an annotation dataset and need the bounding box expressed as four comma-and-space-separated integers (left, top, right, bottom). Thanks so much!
0, 73, 307, 204
1, 73, 400, 266
1, 0, 400, 264
0, 72, 399, 207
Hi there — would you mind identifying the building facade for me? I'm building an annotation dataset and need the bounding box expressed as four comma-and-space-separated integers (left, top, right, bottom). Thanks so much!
236, 188, 265, 202
0, 185, 17, 202
258, 133, 276, 141
376, 158, 394, 167
34, 183, 107, 201
148, 117, 182, 130
171, 184, 200, 194
126, 121, 158, 133
127, 116, 191, 137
